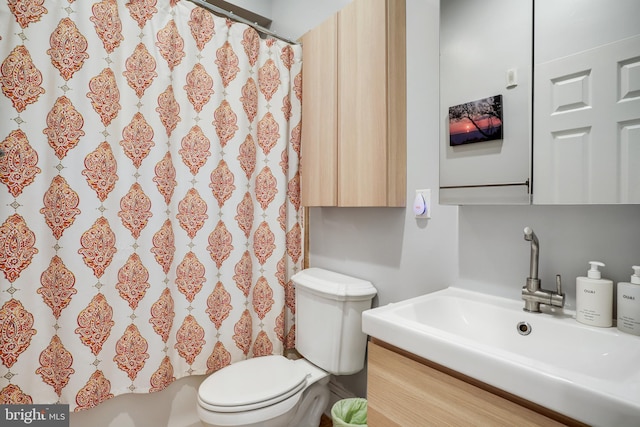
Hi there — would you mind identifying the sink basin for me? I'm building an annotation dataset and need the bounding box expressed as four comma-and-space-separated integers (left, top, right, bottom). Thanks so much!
362, 286, 640, 427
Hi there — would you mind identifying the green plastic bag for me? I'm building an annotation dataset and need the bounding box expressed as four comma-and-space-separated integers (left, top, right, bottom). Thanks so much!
331, 398, 368, 427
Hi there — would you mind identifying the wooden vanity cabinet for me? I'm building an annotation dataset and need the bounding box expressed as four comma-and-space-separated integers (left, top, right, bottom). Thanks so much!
300, 0, 406, 207
366, 340, 586, 427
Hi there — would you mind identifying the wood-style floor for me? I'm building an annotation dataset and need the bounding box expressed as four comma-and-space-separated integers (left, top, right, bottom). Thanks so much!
319, 413, 333, 426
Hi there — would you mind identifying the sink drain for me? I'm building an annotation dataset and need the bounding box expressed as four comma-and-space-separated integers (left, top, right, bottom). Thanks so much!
517, 321, 532, 336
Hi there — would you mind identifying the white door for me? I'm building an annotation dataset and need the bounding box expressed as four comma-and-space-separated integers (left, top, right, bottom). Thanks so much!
534, 34, 640, 204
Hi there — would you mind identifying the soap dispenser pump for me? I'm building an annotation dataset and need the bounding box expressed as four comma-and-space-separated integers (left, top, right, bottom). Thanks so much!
576, 261, 613, 327
617, 265, 640, 336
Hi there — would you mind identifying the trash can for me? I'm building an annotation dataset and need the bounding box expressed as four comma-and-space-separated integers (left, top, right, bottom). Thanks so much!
331, 398, 368, 427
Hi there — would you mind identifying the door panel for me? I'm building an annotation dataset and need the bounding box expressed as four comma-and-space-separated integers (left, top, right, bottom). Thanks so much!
534, 35, 640, 204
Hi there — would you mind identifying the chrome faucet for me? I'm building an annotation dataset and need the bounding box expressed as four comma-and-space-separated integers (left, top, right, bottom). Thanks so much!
521, 227, 564, 312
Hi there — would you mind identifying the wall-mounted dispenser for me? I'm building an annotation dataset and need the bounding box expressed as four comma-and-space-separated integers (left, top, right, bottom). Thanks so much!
413, 189, 431, 218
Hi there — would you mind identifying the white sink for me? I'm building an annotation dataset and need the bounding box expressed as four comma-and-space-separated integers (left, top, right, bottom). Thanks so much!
362, 287, 640, 427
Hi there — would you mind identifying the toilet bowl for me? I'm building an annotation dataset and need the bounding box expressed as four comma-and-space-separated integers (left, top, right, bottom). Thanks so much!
197, 268, 377, 427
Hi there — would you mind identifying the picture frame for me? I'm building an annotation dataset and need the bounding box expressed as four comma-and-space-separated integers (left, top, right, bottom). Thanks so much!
448, 95, 503, 146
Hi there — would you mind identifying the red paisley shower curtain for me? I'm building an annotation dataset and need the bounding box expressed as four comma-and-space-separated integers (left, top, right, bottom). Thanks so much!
0, 0, 302, 411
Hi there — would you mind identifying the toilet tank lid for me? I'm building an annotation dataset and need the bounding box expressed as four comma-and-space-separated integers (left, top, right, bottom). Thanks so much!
292, 268, 377, 301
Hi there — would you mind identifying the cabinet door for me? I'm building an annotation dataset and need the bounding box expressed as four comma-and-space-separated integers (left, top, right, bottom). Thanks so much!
533, 0, 640, 204
439, 0, 532, 205
534, 35, 640, 203
367, 342, 569, 427
301, 14, 338, 207
338, 0, 406, 207
300, 0, 405, 207
338, 0, 387, 206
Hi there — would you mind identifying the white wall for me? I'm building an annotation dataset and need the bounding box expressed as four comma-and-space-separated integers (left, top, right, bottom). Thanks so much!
459, 0, 640, 303
270, 0, 460, 398
271, 0, 458, 302
459, 205, 640, 308
218, 0, 274, 23
271, 0, 640, 400
269, 1, 349, 41
535, 0, 640, 63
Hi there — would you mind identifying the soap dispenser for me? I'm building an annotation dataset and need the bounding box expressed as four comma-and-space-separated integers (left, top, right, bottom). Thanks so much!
617, 266, 640, 336
576, 261, 613, 327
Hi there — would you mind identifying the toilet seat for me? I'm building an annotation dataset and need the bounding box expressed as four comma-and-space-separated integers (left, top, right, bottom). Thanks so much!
198, 355, 308, 413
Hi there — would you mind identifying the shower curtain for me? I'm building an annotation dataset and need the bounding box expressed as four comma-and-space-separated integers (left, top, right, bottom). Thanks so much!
0, 0, 302, 411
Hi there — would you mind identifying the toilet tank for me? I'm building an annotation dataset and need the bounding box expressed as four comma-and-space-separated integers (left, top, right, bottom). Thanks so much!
292, 268, 377, 375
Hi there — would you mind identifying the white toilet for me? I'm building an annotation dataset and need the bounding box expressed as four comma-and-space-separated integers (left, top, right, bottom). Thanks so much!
197, 268, 377, 427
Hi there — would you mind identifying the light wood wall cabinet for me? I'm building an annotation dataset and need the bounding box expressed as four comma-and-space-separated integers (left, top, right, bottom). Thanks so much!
367, 341, 586, 427
300, 0, 406, 207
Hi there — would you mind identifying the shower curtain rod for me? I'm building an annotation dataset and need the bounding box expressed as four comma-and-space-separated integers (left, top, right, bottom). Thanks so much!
186, 0, 300, 45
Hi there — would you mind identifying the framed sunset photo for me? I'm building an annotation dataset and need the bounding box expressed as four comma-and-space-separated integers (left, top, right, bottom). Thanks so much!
448, 95, 503, 146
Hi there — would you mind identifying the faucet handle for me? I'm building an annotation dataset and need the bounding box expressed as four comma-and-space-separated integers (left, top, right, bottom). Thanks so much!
556, 274, 563, 296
